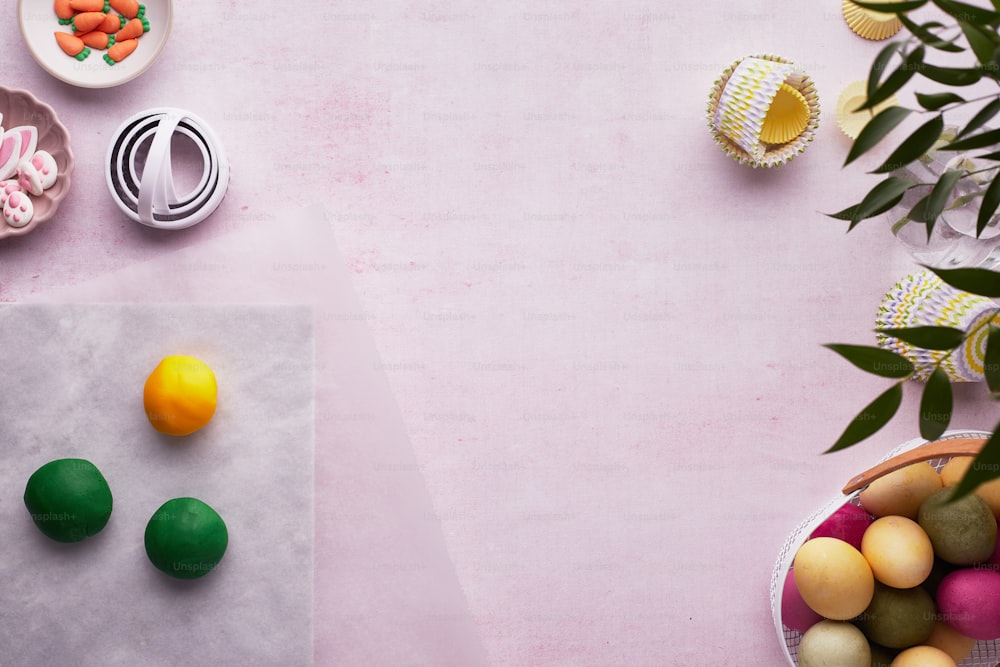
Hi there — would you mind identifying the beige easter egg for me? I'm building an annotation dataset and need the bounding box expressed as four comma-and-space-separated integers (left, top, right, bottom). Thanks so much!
860, 462, 942, 519
798, 620, 871, 667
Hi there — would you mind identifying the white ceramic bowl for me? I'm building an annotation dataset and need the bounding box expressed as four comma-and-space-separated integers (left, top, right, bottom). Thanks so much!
18, 0, 173, 88
0, 87, 73, 240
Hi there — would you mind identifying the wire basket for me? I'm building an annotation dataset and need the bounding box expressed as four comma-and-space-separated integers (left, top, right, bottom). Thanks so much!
769, 430, 998, 666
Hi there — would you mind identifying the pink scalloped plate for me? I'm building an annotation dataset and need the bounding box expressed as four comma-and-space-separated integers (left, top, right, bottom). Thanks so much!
0, 87, 73, 239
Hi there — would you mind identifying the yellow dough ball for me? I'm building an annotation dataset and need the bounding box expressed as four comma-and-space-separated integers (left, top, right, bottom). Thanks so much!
143, 355, 217, 436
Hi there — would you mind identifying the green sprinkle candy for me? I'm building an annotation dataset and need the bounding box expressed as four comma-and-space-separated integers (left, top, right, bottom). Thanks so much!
107, 35, 115, 48
137, 4, 146, 19
75, 46, 91, 62
103, 0, 110, 12
119, 14, 127, 30
140, 16, 150, 32
58, 17, 72, 25
103, 53, 116, 66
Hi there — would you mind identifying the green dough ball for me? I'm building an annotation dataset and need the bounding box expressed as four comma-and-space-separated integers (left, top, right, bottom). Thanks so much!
144, 497, 228, 579
23, 458, 113, 543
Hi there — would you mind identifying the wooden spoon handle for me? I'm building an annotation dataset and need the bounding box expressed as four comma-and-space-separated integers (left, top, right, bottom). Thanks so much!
842, 437, 989, 495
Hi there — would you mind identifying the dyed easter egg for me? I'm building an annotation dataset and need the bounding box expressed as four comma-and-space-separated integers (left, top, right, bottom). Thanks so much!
861, 515, 934, 588
890, 645, 957, 666
809, 501, 872, 550
925, 620, 976, 664
936, 568, 1000, 640
797, 620, 870, 667
793, 537, 874, 620
919, 487, 997, 565
857, 582, 936, 649
860, 462, 941, 519
781, 569, 822, 633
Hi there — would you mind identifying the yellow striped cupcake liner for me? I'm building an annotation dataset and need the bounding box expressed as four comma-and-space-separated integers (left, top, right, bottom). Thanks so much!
876, 269, 999, 382
707, 54, 820, 168
842, 0, 903, 41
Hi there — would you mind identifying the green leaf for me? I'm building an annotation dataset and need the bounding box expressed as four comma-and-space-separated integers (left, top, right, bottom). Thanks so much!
924, 168, 965, 236
851, 0, 928, 10
827, 176, 917, 228
859, 47, 924, 111
908, 193, 932, 223
868, 41, 905, 99
916, 92, 965, 110
959, 98, 1000, 138
844, 106, 913, 166
986, 325, 1000, 394
934, 0, 1000, 24
825, 383, 905, 453
872, 114, 945, 173
918, 63, 983, 86
941, 127, 1000, 152
975, 151, 1000, 161
960, 20, 999, 64
824, 344, 915, 378
900, 15, 965, 52
978, 170, 1000, 237
952, 427, 1000, 500
919, 368, 953, 441
876, 325, 966, 350
925, 265, 1000, 297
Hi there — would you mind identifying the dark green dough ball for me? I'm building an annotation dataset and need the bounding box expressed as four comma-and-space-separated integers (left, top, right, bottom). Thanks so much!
23, 458, 113, 543
144, 497, 228, 579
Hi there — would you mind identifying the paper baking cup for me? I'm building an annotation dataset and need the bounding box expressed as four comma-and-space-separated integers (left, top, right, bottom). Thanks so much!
706, 54, 820, 168
835, 79, 898, 140
760, 84, 811, 145
876, 269, 999, 382
842, 0, 903, 40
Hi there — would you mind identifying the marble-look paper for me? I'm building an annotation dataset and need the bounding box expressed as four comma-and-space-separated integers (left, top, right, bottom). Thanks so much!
33, 205, 490, 665
0, 304, 314, 666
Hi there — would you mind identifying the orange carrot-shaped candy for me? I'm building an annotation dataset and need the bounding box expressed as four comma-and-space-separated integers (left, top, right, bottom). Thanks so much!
53, 0, 74, 20
109, 0, 139, 19
69, 0, 105, 11
79, 31, 113, 49
96, 11, 125, 33
116, 18, 147, 41
70, 12, 107, 33
54, 32, 91, 61
104, 38, 137, 65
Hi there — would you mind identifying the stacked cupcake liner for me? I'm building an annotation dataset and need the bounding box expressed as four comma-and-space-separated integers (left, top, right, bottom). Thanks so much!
842, 0, 903, 40
706, 54, 820, 168
876, 269, 999, 382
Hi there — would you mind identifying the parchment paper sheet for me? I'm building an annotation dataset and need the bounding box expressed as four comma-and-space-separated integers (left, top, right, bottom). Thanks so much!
32, 206, 489, 665
0, 304, 314, 666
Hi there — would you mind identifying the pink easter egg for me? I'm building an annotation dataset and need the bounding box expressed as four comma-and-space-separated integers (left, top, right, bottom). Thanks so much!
937, 568, 1000, 640
809, 502, 873, 550
781, 569, 823, 633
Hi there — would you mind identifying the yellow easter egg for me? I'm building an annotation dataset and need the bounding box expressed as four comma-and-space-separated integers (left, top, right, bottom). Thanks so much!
941, 456, 1000, 517
793, 537, 874, 620
860, 462, 942, 519
861, 515, 934, 588
925, 620, 976, 664
891, 645, 957, 666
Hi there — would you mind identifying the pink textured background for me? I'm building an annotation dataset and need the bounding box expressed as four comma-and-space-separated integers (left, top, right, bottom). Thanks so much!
3, 1, 1000, 664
